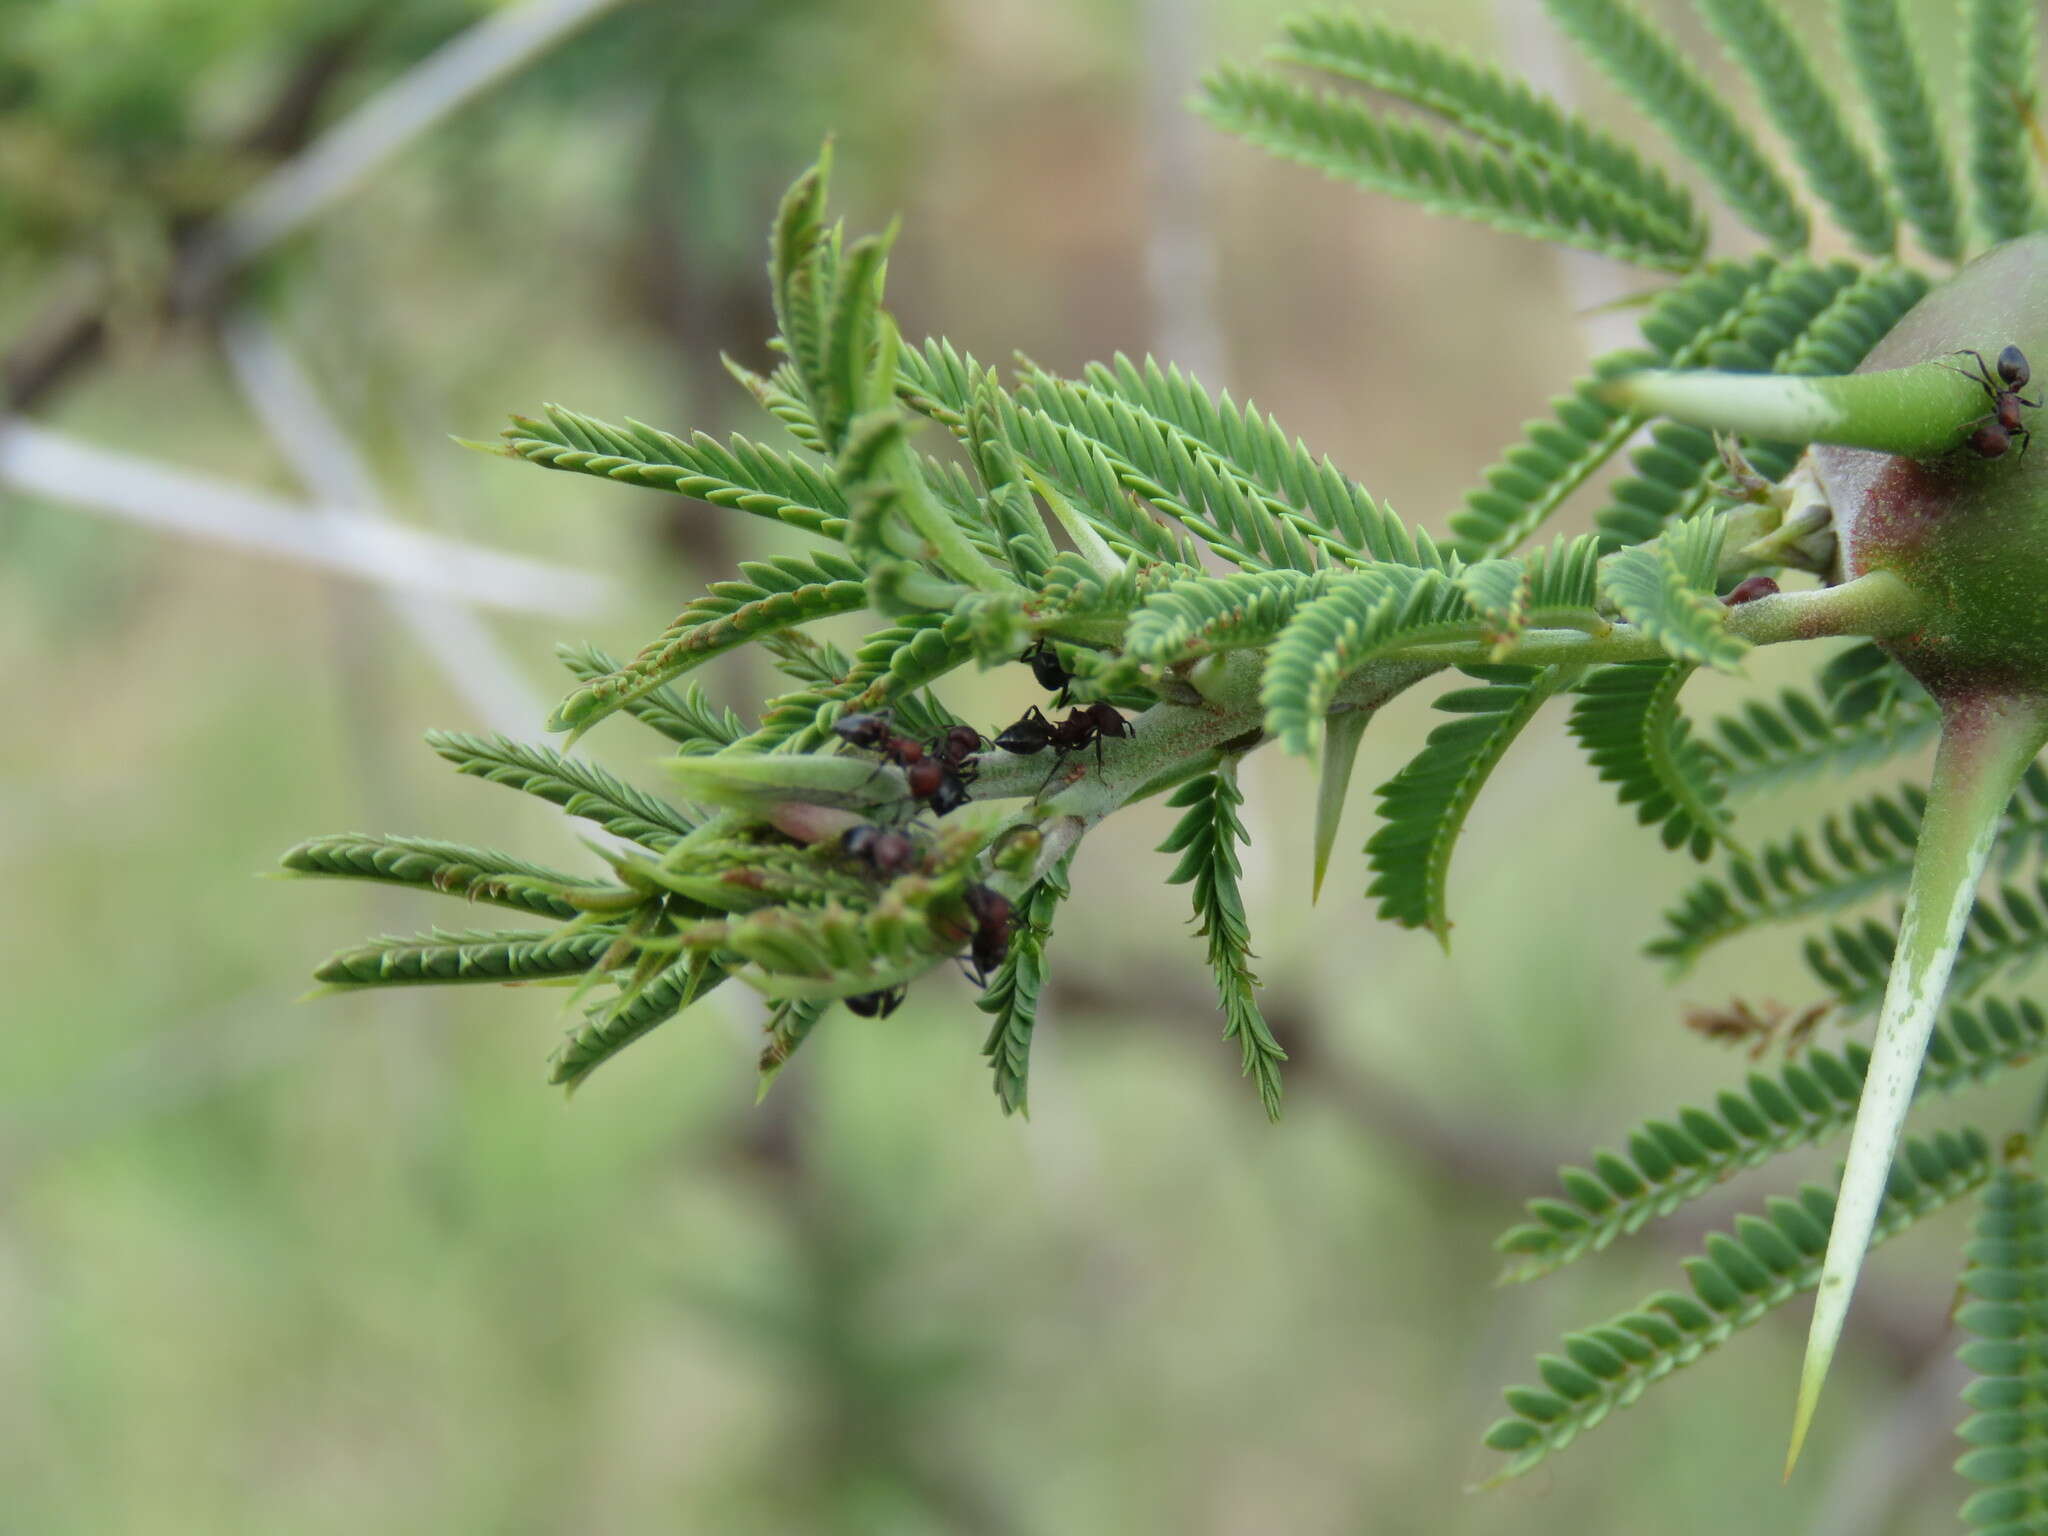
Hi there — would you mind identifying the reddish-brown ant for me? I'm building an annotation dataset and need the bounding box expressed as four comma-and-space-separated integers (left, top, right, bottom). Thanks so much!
833, 711, 896, 752
846, 987, 906, 1018
1722, 575, 1780, 606
833, 709, 973, 816
930, 724, 987, 774
841, 824, 917, 877
1945, 344, 2039, 459
962, 883, 1013, 984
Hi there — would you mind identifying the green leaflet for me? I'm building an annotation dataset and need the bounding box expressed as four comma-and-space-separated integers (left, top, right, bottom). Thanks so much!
1598, 513, 1747, 672
1009, 372, 1319, 571
280, 833, 614, 922
550, 553, 869, 737
1262, 568, 1475, 756
314, 926, 619, 989
1714, 685, 1940, 801
1272, 10, 1704, 254
1955, 1160, 2048, 1535
426, 731, 698, 850
1483, 1129, 1992, 1481
1197, 66, 1702, 271
819, 224, 896, 452
1450, 257, 1776, 557
1653, 766, 2048, 971
770, 148, 835, 425
1592, 259, 1873, 549
1124, 568, 1331, 666
1965, 0, 2045, 245
757, 996, 834, 1092
1367, 665, 1578, 941
977, 856, 1073, 1116
498, 406, 845, 539
1698, 0, 1895, 255
1542, 0, 1806, 251
1160, 764, 1287, 1119
742, 614, 969, 754
1453, 559, 1530, 653
723, 355, 827, 452
1074, 354, 1446, 568
1568, 662, 1733, 859
982, 389, 1199, 566
1807, 871, 2048, 1016
555, 642, 747, 754
550, 956, 725, 1090
896, 335, 983, 430
1495, 1001, 2043, 1282
1836, 0, 1963, 260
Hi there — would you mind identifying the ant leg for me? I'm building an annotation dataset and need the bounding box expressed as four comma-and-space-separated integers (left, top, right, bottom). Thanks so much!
1939, 351, 2001, 404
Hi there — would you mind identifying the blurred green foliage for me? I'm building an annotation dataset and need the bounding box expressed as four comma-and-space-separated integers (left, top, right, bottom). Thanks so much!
0, 1, 2003, 1531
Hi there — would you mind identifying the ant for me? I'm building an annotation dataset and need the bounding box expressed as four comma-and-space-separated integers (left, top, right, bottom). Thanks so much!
1020, 639, 1075, 705
846, 987, 907, 1018
832, 709, 974, 816
841, 824, 917, 877
929, 724, 987, 779
1944, 344, 2039, 459
995, 702, 1132, 765
962, 883, 1013, 985
1722, 575, 1779, 606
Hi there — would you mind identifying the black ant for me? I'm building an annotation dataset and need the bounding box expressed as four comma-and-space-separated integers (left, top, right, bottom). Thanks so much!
845, 987, 906, 1018
962, 883, 1014, 985
1020, 639, 1075, 704
995, 703, 1132, 764
841, 824, 917, 877
1944, 345, 2039, 459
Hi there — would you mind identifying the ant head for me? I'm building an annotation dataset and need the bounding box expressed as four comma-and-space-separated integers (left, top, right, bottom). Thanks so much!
1999, 344, 2031, 391
833, 710, 894, 748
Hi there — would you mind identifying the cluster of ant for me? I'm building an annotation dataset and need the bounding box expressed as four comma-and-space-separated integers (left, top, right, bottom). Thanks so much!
1951, 343, 2039, 460
824, 639, 1135, 1017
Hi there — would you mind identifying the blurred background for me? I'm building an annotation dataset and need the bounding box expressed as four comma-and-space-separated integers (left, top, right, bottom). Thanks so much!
0, 0, 2008, 1530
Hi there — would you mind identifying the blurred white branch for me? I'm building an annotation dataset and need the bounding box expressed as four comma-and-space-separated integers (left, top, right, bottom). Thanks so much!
218, 310, 550, 736
0, 419, 611, 618
185, 0, 636, 293
1141, 0, 1228, 385
1492, 0, 1647, 359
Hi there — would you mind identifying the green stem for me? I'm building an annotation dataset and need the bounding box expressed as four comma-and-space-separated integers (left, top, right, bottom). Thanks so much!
1610, 360, 1988, 459
1786, 691, 2048, 1476
882, 436, 1019, 594
1395, 571, 1925, 669
1019, 464, 1126, 581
